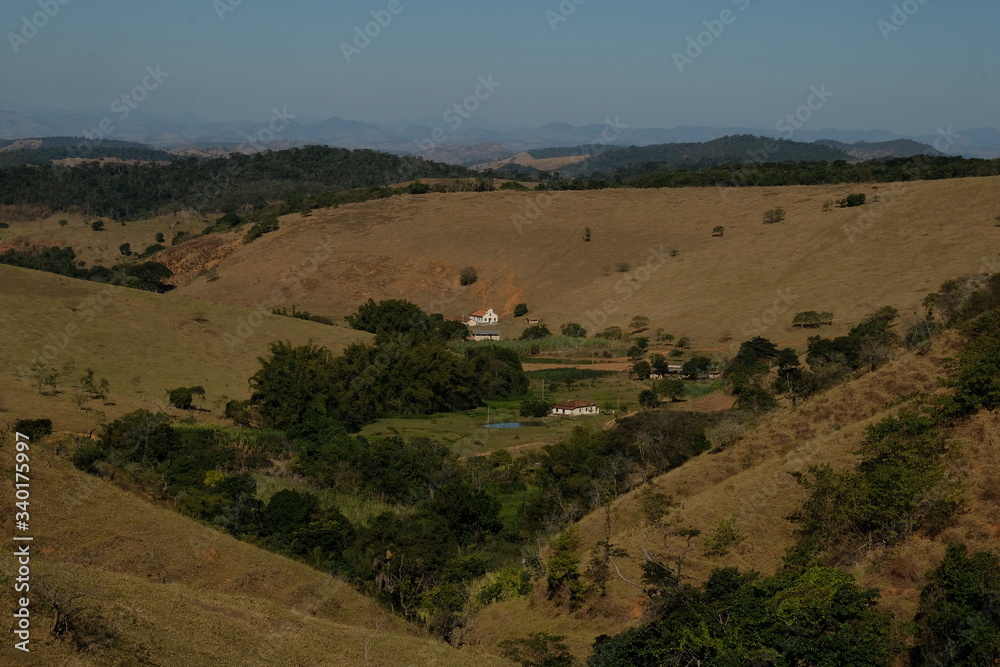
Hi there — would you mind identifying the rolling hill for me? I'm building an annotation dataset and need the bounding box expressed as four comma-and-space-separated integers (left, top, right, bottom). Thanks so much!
162, 175, 1000, 353
470, 331, 1000, 660
0, 264, 369, 432
0, 433, 513, 666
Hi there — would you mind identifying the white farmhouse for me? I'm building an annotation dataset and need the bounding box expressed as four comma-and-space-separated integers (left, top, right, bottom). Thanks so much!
468, 308, 499, 326
550, 400, 600, 417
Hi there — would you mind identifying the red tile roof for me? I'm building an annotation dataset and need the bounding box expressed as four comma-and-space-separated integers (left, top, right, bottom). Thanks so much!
470, 309, 489, 317
553, 399, 597, 410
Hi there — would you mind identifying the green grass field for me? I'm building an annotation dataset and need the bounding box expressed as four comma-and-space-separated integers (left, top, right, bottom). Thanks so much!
360, 372, 725, 457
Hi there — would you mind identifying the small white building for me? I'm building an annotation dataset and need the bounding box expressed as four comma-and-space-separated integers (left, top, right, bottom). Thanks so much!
468, 308, 499, 326
550, 400, 600, 417
470, 330, 501, 342
667, 364, 684, 375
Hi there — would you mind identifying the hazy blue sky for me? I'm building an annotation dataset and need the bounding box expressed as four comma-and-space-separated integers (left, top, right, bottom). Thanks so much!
2, 0, 997, 133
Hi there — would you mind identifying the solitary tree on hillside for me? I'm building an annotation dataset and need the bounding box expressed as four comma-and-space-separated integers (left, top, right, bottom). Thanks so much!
513, 303, 528, 317
629, 315, 650, 332
712, 225, 725, 237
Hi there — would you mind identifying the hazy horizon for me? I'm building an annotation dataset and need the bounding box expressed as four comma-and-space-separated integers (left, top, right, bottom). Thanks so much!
2, 0, 997, 136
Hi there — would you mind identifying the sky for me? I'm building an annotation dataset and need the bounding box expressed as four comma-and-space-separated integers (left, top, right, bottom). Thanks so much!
1, 0, 997, 134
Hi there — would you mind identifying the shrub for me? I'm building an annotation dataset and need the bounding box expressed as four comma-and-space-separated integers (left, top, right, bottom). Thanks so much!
520, 399, 553, 418
638, 389, 659, 408
154, 232, 165, 243
838, 193, 867, 208
459, 266, 478, 286
616, 262, 631, 273
513, 303, 528, 317
762, 207, 786, 224
597, 326, 624, 340
703, 516, 743, 556
90, 220, 105, 231
167, 386, 205, 410
118, 243, 132, 257
14, 418, 53, 440
712, 225, 724, 237
520, 324, 551, 340
244, 217, 278, 243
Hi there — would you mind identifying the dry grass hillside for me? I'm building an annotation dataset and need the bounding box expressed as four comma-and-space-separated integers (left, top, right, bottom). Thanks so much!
0, 211, 208, 268
473, 151, 590, 171
168, 177, 1000, 350
0, 264, 368, 432
471, 335, 1000, 660
0, 435, 513, 666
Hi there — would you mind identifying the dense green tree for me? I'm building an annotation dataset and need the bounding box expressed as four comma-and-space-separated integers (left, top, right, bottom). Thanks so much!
513, 303, 528, 317
250, 341, 338, 430
638, 389, 659, 409
464, 345, 529, 398
633, 360, 652, 380
912, 544, 1000, 665
655, 378, 686, 402
345, 298, 427, 335
681, 356, 711, 380
520, 324, 552, 340
167, 385, 205, 410
262, 489, 319, 537
560, 323, 588, 338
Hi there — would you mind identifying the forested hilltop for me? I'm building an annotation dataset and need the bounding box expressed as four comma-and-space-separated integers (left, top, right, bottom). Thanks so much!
0, 145, 475, 220
556, 135, 854, 177
0, 136, 179, 167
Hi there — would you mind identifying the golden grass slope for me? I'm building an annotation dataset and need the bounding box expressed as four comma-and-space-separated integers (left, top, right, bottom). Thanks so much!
0, 436, 512, 666
172, 176, 1000, 350
0, 264, 368, 432
472, 336, 1000, 661
0, 211, 208, 268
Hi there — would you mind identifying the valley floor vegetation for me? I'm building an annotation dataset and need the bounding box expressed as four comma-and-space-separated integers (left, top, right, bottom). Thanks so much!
43, 271, 1000, 664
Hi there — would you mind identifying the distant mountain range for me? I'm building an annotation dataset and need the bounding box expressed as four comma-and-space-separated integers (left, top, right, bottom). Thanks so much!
2, 105, 999, 163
